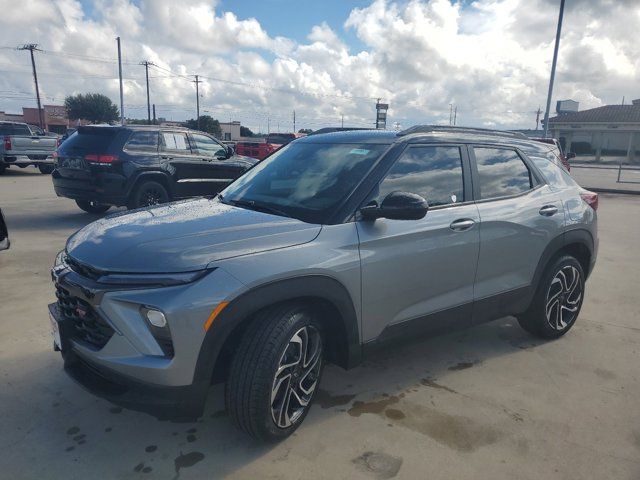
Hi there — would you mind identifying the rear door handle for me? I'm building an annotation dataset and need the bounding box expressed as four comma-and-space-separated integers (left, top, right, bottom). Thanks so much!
450, 219, 475, 231
539, 205, 558, 216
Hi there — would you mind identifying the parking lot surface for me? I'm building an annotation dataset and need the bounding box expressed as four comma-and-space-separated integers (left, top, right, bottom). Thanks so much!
1, 168, 639, 480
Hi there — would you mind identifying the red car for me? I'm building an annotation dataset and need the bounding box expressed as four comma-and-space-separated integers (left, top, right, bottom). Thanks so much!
531, 137, 574, 172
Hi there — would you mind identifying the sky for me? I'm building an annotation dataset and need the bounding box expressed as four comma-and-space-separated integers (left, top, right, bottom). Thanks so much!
0, 0, 638, 133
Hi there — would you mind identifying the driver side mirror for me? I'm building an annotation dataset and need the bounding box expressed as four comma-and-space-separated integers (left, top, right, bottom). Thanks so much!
566, 152, 576, 159
360, 191, 429, 221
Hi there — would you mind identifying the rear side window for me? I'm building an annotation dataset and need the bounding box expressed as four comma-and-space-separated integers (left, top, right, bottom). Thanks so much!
376, 146, 464, 207
161, 132, 190, 152
474, 147, 532, 199
124, 131, 159, 152
0, 123, 31, 135
58, 127, 118, 154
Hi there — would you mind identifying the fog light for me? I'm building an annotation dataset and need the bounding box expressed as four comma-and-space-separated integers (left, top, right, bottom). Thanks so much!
146, 309, 167, 328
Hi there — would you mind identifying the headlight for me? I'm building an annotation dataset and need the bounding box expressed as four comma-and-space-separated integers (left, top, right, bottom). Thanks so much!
54, 249, 68, 268
96, 269, 213, 287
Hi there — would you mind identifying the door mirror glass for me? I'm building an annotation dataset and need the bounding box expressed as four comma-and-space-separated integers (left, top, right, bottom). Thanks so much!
226, 145, 235, 158
361, 191, 428, 221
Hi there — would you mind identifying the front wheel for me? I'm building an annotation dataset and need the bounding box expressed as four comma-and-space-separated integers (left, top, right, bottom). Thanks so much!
226, 304, 324, 441
75, 199, 111, 214
518, 255, 585, 339
127, 180, 169, 210
38, 164, 54, 174
0, 165, 6, 175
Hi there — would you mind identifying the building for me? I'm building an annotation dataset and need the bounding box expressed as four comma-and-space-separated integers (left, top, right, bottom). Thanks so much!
0, 105, 75, 134
219, 121, 241, 141
547, 99, 640, 162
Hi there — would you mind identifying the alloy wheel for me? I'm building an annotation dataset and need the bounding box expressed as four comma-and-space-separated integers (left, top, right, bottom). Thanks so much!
270, 324, 322, 429
142, 188, 162, 206
546, 265, 583, 331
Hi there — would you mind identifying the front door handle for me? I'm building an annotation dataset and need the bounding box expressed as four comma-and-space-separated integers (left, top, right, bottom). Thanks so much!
539, 205, 558, 216
450, 219, 475, 231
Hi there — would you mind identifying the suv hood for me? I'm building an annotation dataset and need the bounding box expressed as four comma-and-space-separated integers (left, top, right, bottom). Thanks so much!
66, 198, 321, 273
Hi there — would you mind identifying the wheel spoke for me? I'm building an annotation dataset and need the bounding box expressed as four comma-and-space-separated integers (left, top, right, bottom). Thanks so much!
271, 373, 291, 405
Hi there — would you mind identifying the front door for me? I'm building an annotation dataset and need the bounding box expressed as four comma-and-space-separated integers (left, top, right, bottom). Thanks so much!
357, 145, 480, 342
190, 133, 245, 195
159, 131, 208, 197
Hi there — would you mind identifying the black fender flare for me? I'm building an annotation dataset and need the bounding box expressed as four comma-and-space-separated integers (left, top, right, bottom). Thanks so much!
192, 275, 362, 385
529, 228, 595, 304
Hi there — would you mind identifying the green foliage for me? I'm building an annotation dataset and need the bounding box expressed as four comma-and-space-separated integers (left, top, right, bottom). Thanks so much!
184, 115, 222, 138
240, 126, 254, 137
64, 93, 119, 124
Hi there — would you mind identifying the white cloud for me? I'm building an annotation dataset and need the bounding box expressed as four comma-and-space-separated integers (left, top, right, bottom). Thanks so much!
0, 0, 638, 132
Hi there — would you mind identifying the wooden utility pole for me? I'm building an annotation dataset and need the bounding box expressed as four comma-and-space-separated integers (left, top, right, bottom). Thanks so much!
140, 61, 154, 124
18, 44, 44, 129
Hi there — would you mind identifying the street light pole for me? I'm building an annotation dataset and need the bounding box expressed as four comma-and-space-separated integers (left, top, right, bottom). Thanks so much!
116, 36, 124, 125
542, 0, 565, 139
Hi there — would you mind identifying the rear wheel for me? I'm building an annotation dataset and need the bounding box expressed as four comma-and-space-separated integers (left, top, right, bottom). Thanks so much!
518, 255, 585, 339
0, 165, 6, 175
38, 164, 54, 174
226, 304, 324, 441
75, 199, 111, 214
127, 180, 169, 210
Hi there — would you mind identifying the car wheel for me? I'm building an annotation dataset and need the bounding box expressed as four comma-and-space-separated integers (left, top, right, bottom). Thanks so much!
226, 303, 324, 441
0, 165, 6, 175
38, 164, 54, 174
127, 180, 169, 210
518, 255, 585, 339
75, 199, 111, 214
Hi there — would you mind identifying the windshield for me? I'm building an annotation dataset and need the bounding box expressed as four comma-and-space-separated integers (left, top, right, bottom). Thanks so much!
221, 142, 388, 224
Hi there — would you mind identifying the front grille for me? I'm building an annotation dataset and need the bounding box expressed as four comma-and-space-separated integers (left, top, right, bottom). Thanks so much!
56, 284, 114, 349
66, 257, 102, 281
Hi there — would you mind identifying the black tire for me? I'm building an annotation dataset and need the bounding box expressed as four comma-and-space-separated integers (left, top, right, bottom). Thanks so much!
226, 303, 324, 441
127, 180, 169, 210
0, 165, 6, 175
38, 164, 54, 174
517, 255, 585, 339
75, 199, 111, 214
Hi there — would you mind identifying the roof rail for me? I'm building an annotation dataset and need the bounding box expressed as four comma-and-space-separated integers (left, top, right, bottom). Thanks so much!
397, 125, 528, 139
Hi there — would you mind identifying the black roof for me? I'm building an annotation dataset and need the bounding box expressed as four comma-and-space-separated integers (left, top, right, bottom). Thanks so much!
549, 104, 640, 124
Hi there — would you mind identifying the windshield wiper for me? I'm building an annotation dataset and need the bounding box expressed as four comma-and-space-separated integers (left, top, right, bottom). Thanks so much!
225, 198, 292, 218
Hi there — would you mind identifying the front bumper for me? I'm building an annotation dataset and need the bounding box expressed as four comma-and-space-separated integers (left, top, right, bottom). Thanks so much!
49, 263, 246, 419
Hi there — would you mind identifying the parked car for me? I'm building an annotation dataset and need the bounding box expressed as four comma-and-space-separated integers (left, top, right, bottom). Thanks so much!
49, 126, 597, 441
52, 125, 257, 213
0, 121, 58, 174
235, 139, 280, 160
531, 137, 573, 171
0, 209, 9, 250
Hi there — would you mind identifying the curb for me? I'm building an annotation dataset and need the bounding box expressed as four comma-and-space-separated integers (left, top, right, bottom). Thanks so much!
584, 187, 640, 196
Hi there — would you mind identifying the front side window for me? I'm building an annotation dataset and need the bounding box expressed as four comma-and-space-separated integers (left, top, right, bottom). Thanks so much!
474, 147, 532, 199
191, 133, 227, 158
376, 146, 464, 207
125, 131, 159, 152
222, 142, 388, 223
161, 132, 190, 152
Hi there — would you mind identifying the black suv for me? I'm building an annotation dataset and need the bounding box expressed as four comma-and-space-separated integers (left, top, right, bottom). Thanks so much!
52, 125, 257, 213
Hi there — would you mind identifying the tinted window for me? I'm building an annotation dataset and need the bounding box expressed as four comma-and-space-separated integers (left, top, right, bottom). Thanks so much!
222, 142, 387, 223
161, 132, 190, 151
124, 131, 158, 151
0, 123, 32, 136
58, 127, 117, 154
474, 147, 532, 199
191, 133, 227, 157
376, 146, 464, 206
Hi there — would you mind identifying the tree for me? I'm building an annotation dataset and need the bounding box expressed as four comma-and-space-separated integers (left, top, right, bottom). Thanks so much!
184, 115, 222, 138
240, 126, 254, 137
298, 128, 313, 134
65, 93, 119, 124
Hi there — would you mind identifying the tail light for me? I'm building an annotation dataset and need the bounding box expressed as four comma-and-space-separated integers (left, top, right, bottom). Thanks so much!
580, 190, 598, 211
3, 136, 11, 151
84, 154, 118, 164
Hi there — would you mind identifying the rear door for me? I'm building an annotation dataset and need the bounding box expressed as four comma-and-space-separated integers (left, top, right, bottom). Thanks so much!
470, 145, 565, 322
190, 133, 245, 194
159, 131, 206, 197
357, 144, 480, 342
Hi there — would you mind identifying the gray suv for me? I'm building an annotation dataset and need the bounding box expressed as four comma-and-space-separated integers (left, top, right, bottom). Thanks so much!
49, 127, 598, 441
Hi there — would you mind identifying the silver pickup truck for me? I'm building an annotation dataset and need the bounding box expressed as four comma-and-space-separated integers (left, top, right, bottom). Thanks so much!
1, 121, 58, 174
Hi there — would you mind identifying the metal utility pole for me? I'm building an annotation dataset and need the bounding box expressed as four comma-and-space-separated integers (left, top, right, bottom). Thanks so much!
116, 37, 124, 125
152, 104, 156, 124
140, 61, 153, 124
449, 104, 453, 125
535, 106, 542, 130
453, 106, 457, 126
542, 0, 565, 138
193, 75, 202, 129
293, 110, 296, 133
18, 44, 44, 129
